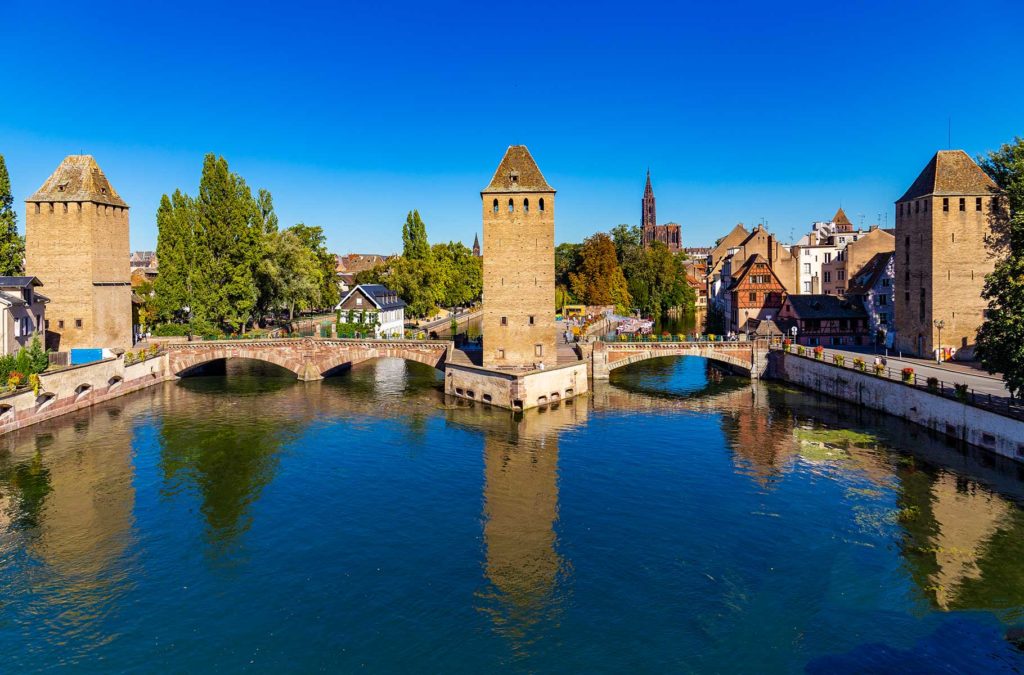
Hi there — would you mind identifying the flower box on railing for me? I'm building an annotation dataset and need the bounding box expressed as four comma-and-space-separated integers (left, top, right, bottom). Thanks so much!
796, 345, 806, 356
873, 363, 885, 376
853, 357, 865, 371
813, 346, 824, 360
832, 354, 845, 366
902, 367, 915, 384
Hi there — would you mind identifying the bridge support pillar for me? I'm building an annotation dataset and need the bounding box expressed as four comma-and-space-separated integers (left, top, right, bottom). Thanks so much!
592, 341, 610, 380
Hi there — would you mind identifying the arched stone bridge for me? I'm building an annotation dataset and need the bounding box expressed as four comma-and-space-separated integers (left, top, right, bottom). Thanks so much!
165, 338, 452, 381
592, 339, 769, 379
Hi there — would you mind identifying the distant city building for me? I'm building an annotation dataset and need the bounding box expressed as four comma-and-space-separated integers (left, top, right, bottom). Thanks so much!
790, 209, 894, 296
335, 284, 406, 338
335, 253, 392, 294
821, 225, 894, 297
482, 145, 556, 368
25, 155, 133, 351
846, 251, 895, 345
0, 277, 48, 355
129, 250, 157, 272
778, 295, 869, 347
641, 170, 682, 252
894, 150, 998, 357
710, 225, 798, 319
472, 233, 481, 257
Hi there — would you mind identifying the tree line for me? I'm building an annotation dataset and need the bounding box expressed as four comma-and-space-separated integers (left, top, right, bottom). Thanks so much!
555, 224, 696, 316
355, 209, 482, 318
154, 154, 339, 334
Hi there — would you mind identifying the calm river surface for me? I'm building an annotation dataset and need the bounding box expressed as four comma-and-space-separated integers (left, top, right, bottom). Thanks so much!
2, 356, 1024, 672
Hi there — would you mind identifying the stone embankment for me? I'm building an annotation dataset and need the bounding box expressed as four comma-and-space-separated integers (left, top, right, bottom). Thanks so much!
0, 354, 170, 435
770, 350, 1024, 461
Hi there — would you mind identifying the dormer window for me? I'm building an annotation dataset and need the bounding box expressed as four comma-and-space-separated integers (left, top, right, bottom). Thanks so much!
509, 171, 519, 185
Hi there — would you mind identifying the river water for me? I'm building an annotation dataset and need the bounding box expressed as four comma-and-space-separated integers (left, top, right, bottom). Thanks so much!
1, 357, 1023, 672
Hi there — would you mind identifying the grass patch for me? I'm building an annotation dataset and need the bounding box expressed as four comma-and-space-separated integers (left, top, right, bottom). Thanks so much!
794, 427, 879, 447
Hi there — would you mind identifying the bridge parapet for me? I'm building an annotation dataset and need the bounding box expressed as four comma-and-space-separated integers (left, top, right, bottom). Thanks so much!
593, 339, 769, 380
164, 338, 453, 380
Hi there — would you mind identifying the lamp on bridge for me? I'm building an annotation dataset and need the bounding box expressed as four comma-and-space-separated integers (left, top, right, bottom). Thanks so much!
933, 318, 946, 363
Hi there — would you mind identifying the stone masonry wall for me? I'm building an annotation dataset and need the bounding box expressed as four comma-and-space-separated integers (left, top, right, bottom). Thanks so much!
772, 351, 1024, 461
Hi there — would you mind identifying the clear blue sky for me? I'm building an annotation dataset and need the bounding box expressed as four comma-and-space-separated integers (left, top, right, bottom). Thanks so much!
3, 0, 1022, 253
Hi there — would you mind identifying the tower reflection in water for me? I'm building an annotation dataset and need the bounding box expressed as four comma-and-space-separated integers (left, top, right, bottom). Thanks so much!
450, 400, 587, 654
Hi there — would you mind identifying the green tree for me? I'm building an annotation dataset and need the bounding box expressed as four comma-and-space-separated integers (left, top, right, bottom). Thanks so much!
288, 223, 340, 310
258, 229, 320, 320
193, 154, 261, 333
154, 191, 198, 323
430, 241, 482, 308
357, 256, 440, 318
0, 154, 25, 276
976, 138, 1024, 396
570, 233, 632, 312
401, 210, 430, 260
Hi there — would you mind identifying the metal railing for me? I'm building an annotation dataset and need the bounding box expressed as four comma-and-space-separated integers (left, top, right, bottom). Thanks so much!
774, 345, 1024, 422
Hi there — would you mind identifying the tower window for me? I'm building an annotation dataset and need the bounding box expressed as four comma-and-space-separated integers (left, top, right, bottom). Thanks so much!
528, 315, 535, 325
534, 344, 543, 357
75, 319, 83, 328
976, 197, 982, 211
492, 198, 498, 214
959, 198, 965, 211
58, 320, 65, 329
943, 198, 949, 212
539, 198, 545, 212
508, 198, 514, 213
500, 316, 507, 326
524, 198, 529, 213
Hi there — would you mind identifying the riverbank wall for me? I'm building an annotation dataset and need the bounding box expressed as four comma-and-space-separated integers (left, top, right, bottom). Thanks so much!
0, 354, 171, 435
769, 351, 1024, 461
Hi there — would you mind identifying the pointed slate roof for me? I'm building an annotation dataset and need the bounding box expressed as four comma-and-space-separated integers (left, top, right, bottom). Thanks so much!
897, 150, 998, 202
643, 169, 654, 198
27, 155, 128, 207
832, 207, 853, 227
482, 145, 554, 193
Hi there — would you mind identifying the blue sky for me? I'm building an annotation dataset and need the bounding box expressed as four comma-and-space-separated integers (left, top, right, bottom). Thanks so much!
2, 0, 1022, 253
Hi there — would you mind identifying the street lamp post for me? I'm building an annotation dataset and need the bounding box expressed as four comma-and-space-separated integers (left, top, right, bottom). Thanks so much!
933, 318, 945, 363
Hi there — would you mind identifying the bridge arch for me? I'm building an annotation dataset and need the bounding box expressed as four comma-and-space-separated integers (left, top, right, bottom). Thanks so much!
316, 347, 446, 377
170, 347, 304, 379
594, 341, 765, 380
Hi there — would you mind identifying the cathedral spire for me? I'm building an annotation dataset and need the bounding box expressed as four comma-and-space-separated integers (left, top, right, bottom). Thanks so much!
641, 169, 656, 240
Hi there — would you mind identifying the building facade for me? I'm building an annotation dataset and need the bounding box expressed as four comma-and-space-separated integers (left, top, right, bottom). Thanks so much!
641, 171, 682, 252
894, 150, 998, 356
0, 277, 47, 355
481, 146, 556, 369
724, 254, 787, 333
778, 295, 869, 346
846, 252, 895, 345
336, 284, 406, 338
25, 156, 132, 351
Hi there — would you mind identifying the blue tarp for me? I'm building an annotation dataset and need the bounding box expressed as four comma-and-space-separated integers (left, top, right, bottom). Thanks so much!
70, 348, 104, 365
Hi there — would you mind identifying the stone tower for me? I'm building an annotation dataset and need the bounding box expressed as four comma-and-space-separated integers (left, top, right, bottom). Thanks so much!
894, 150, 998, 357
25, 155, 132, 351
641, 169, 656, 246
481, 146, 556, 369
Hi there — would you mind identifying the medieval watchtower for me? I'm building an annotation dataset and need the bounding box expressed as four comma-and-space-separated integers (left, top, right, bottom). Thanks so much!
25, 155, 133, 351
894, 150, 998, 356
481, 146, 556, 369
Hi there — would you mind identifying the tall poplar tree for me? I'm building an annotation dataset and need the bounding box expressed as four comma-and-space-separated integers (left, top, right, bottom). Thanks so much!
154, 190, 197, 322
0, 154, 25, 276
193, 154, 260, 332
401, 210, 430, 260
